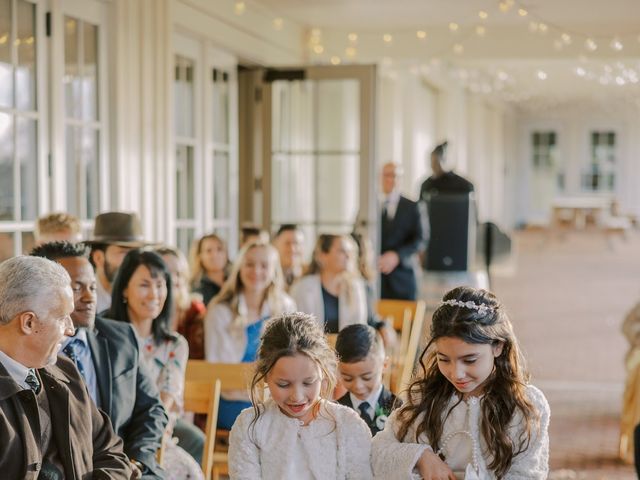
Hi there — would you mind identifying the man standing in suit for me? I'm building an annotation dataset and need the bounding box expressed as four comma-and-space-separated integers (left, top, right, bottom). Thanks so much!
379, 162, 426, 300
31, 242, 168, 479
0, 256, 131, 479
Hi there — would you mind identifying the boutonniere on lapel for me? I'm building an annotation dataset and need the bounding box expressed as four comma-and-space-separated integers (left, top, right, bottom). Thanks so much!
374, 404, 390, 431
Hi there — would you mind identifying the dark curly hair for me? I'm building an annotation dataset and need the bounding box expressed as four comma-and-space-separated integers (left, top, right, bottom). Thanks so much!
395, 286, 539, 478
30, 241, 89, 260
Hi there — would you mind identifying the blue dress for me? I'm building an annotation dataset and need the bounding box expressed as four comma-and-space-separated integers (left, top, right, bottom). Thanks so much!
216, 318, 264, 430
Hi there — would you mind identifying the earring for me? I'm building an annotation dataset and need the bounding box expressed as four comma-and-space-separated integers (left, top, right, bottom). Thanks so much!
123, 297, 128, 304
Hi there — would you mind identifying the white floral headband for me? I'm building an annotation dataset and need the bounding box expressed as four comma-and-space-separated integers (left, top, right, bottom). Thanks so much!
440, 299, 494, 315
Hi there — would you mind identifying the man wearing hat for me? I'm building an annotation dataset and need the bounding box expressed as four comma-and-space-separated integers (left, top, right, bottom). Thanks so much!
86, 212, 147, 312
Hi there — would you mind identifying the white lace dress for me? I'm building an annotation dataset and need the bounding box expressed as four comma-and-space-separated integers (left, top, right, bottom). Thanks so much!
371, 385, 550, 480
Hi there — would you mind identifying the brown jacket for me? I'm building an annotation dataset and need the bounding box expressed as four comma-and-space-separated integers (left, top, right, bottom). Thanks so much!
0, 354, 131, 479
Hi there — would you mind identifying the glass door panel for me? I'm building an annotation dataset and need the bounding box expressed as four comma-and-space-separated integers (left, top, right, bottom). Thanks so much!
267, 65, 375, 255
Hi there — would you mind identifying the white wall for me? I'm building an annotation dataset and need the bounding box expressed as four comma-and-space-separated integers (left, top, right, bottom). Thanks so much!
514, 105, 640, 226
377, 69, 437, 200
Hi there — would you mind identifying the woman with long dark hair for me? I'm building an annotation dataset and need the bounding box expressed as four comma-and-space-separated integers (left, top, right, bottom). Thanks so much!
107, 249, 203, 480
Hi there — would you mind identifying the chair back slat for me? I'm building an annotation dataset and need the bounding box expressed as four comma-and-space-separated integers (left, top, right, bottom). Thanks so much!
184, 361, 254, 480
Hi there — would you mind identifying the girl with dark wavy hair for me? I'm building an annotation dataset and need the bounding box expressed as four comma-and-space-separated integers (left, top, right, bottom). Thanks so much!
372, 286, 549, 479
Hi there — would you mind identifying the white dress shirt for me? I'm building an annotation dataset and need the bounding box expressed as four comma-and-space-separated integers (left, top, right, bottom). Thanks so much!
381, 190, 401, 221
0, 348, 32, 390
350, 384, 383, 419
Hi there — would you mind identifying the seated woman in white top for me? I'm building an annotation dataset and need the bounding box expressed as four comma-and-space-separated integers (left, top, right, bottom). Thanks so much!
204, 239, 296, 429
290, 233, 368, 333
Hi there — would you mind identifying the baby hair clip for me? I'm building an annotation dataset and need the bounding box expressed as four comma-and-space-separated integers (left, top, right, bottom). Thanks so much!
440, 299, 493, 315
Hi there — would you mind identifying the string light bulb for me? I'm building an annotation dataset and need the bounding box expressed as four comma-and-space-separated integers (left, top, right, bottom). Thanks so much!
453, 43, 464, 55
561, 33, 572, 45
416, 30, 427, 39
478, 10, 488, 20
313, 44, 324, 54
576, 67, 586, 77
538, 23, 548, 34
348, 33, 358, 43
383, 33, 393, 43
272, 18, 284, 30
518, 8, 528, 17
234, 1, 245, 15
476, 25, 486, 37
330, 56, 341, 65
449, 22, 459, 32
610, 38, 623, 51
536, 70, 547, 80
345, 47, 356, 57
585, 38, 597, 51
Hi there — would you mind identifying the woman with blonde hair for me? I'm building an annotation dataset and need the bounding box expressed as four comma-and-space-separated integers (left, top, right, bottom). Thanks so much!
189, 233, 230, 306
204, 238, 296, 429
290, 233, 368, 333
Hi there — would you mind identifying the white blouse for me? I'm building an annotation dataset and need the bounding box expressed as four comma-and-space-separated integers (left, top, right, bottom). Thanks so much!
371, 385, 550, 480
229, 399, 373, 480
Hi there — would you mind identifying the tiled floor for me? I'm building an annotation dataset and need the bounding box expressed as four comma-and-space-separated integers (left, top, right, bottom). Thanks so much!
491, 228, 639, 479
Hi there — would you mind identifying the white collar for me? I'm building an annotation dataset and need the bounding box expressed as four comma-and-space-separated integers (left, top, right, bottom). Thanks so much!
0, 348, 32, 390
349, 384, 383, 412
381, 190, 400, 205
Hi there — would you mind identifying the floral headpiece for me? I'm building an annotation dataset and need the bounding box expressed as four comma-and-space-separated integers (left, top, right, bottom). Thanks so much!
440, 299, 493, 315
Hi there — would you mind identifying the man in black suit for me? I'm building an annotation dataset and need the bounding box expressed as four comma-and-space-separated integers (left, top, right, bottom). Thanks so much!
379, 162, 426, 300
31, 242, 168, 479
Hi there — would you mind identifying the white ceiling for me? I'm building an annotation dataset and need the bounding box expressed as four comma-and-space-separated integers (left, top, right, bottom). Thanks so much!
257, 0, 640, 32
254, 0, 640, 113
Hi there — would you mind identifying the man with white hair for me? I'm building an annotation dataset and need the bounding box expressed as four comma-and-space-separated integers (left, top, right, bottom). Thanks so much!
379, 162, 426, 300
0, 256, 131, 479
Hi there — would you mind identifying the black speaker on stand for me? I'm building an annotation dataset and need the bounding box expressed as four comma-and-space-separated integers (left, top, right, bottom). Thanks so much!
423, 193, 477, 272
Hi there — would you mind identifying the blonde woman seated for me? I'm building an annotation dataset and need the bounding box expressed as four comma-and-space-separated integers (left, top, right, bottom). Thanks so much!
204, 239, 296, 429
290, 233, 368, 333
189, 233, 230, 307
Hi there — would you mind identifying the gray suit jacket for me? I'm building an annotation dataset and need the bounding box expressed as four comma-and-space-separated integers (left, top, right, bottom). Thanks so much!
87, 316, 168, 478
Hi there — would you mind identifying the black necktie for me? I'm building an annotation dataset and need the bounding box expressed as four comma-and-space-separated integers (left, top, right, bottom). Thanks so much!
25, 368, 41, 393
358, 401, 373, 424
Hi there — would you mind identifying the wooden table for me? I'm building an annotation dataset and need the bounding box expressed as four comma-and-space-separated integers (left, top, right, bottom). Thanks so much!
551, 196, 611, 229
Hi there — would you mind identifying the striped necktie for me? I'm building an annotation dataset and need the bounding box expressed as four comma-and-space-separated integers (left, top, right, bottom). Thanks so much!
25, 368, 41, 393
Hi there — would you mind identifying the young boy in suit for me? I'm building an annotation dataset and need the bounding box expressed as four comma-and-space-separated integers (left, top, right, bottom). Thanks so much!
335, 324, 400, 435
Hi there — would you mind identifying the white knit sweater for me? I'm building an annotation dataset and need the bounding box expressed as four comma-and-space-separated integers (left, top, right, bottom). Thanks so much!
371, 385, 550, 480
229, 399, 373, 480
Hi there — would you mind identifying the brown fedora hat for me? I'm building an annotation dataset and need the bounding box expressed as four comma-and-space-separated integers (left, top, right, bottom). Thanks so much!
85, 211, 147, 247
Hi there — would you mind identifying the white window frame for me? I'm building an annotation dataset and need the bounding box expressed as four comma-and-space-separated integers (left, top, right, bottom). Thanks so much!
50, 0, 109, 226
171, 32, 238, 254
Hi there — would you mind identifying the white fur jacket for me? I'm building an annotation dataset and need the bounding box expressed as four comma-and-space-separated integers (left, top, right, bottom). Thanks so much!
229, 399, 373, 480
290, 274, 368, 330
371, 385, 550, 479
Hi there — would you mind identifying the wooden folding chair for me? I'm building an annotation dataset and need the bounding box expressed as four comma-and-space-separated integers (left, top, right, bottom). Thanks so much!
375, 299, 427, 394
184, 361, 255, 480
183, 377, 221, 480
